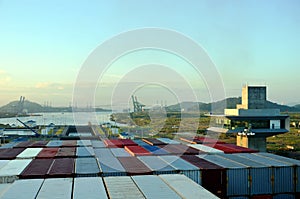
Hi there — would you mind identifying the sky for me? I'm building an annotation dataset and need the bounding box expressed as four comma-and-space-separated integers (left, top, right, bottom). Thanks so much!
0, 0, 300, 108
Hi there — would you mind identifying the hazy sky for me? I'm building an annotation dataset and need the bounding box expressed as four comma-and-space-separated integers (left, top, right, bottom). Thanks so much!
0, 0, 300, 108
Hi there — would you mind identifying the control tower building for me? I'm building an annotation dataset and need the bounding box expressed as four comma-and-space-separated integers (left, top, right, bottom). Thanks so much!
209, 85, 290, 152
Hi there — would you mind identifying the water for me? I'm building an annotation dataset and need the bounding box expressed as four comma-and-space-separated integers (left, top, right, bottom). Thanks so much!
0, 112, 112, 126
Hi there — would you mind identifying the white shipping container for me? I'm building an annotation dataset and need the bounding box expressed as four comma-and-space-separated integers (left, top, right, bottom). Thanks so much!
0, 159, 32, 183
36, 178, 73, 199
1, 179, 43, 199
0, 160, 9, 170
0, 184, 12, 197
16, 148, 43, 159
104, 176, 145, 199
73, 177, 108, 199
132, 175, 181, 199
159, 174, 219, 199
188, 144, 224, 154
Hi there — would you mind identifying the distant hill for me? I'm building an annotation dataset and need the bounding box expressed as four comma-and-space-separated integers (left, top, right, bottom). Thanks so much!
0, 100, 112, 115
0, 100, 44, 113
167, 97, 300, 113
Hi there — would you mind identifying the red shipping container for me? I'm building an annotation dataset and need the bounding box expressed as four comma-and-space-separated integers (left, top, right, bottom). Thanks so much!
29, 141, 49, 148
103, 139, 123, 148
118, 139, 138, 146
13, 141, 35, 148
61, 140, 77, 147
20, 159, 54, 179
204, 143, 238, 154
55, 147, 76, 158
124, 146, 151, 156
36, 148, 59, 159
0, 148, 25, 160
47, 158, 74, 177
195, 136, 226, 144
118, 157, 152, 175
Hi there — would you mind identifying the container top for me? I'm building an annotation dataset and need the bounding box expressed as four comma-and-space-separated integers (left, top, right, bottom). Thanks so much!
91, 140, 105, 148
0, 179, 44, 199
110, 148, 131, 157
159, 174, 219, 199
255, 152, 300, 166
198, 154, 248, 169
73, 177, 108, 199
132, 175, 181, 199
157, 138, 180, 144
158, 155, 199, 171
118, 157, 152, 175
188, 144, 224, 154
104, 176, 146, 199
16, 148, 43, 159
236, 153, 294, 167
36, 178, 73, 199
216, 154, 269, 168
77, 140, 92, 147
181, 155, 224, 170
138, 156, 175, 172
0, 159, 32, 176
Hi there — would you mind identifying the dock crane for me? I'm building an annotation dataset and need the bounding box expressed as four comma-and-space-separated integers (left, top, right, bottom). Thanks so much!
131, 95, 145, 112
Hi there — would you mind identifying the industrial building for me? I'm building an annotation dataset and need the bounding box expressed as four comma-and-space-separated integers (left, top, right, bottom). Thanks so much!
208, 85, 290, 152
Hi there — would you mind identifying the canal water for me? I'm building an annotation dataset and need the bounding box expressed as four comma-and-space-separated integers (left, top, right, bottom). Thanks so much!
0, 112, 112, 126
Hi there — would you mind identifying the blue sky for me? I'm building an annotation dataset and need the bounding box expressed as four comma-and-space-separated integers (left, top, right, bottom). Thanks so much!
0, 0, 300, 107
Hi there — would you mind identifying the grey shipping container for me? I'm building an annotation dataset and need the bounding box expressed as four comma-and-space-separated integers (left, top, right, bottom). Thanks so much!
110, 148, 131, 157
132, 175, 181, 199
158, 155, 201, 184
218, 153, 273, 195
104, 176, 145, 199
138, 156, 176, 175
0, 179, 44, 199
91, 140, 105, 148
46, 140, 63, 148
73, 177, 108, 199
255, 152, 300, 193
159, 174, 219, 199
75, 157, 101, 177
36, 178, 73, 199
236, 153, 295, 194
77, 140, 92, 147
76, 147, 95, 158
199, 154, 249, 196
94, 148, 126, 176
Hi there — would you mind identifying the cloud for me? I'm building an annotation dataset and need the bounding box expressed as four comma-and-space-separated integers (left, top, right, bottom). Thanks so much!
35, 82, 67, 90
0, 70, 11, 85
35, 82, 50, 89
